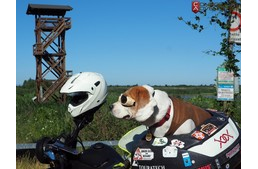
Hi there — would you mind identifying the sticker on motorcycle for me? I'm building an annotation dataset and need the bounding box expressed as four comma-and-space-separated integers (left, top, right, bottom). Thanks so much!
191, 131, 205, 140
162, 146, 178, 158
226, 143, 240, 158
200, 123, 218, 136
182, 152, 192, 167
170, 139, 185, 148
198, 164, 211, 169
152, 137, 168, 146
133, 148, 143, 161
133, 148, 154, 161
217, 116, 226, 121
138, 165, 166, 169
214, 129, 234, 148
215, 158, 221, 169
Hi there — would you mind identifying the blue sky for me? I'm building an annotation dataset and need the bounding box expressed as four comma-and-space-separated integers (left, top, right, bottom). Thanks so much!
16, 0, 241, 86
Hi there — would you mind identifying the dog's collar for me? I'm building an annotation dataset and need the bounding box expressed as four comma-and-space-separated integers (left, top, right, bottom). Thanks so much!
150, 104, 171, 129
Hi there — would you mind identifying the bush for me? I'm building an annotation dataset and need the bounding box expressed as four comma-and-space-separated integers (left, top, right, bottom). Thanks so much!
187, 95, 220, 110
187, 94, 241, 125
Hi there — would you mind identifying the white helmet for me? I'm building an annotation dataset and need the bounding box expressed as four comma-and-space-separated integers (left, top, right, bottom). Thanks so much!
60, 72, 108, 117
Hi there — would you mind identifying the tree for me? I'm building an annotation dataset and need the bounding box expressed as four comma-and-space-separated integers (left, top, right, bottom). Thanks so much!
178, 0, 241, 76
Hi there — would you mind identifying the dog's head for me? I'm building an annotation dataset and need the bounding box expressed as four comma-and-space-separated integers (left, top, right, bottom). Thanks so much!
110, 85, 157, 122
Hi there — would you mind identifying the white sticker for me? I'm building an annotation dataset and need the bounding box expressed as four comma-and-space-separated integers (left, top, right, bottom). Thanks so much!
152, 137, 168, 146
171, 139, 185, 148
162, 146, 178, 158
132, 160, 138, 167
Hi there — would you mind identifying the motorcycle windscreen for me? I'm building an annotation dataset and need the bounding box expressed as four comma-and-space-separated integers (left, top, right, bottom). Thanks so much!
118, 125, 147, 156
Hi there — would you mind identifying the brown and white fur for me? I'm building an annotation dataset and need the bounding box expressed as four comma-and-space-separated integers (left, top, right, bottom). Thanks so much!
110, 85, 211, 138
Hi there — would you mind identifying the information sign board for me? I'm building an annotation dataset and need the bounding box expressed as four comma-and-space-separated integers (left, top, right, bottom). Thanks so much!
217, 67, 234, 101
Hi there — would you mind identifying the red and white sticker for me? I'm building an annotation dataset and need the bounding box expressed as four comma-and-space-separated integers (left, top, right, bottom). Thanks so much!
192, 131, 205, 140
133, 148, 154, 161
170, 139, 185, 148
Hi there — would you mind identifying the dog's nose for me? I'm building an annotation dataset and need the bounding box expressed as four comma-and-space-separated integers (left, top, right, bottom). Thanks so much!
109, 104, 114, 110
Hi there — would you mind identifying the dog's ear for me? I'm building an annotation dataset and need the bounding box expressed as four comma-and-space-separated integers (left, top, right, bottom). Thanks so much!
135, 94, 157, 122
142, 85, 155, 97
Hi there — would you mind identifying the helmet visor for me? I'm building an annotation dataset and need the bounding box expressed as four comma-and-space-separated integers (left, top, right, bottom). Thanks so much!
69, 92, 89, 107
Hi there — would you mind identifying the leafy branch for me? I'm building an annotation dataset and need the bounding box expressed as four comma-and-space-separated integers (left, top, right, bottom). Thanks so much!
178, 0, 241, 76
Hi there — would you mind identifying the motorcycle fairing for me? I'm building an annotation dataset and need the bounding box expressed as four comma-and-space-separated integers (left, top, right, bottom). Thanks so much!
118, 125, 148, 156
129, 110, 241, 169
188, 118, 239, 157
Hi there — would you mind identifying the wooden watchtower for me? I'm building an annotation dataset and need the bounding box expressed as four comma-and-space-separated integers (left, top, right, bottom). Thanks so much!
26, 4, 73, 103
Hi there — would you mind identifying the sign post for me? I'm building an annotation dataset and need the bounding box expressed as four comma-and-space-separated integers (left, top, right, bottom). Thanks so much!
217, 67, 235, 101
217, 6, 241, 102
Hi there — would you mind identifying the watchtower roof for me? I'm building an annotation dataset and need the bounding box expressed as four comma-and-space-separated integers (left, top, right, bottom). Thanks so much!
26, 4, 73, 16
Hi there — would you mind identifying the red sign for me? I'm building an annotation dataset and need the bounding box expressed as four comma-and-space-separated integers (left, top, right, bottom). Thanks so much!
192, 1, 200, 13
214, 129, 234, 148
229, 8, 241, 44
230, 11, 241, 32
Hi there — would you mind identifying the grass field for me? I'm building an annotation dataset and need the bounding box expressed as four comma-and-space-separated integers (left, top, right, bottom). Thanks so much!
16, 155, 48, 169
16, 82, 220, 144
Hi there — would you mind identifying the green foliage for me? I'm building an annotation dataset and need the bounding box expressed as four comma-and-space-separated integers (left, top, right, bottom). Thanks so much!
187, 94, 241, 125
221, 94, 241, 125
16, 83, 74, 143
154, 85, 216, 97
178, 0, 241, 77
187, 95, 220, 110
16, 101, 74, 143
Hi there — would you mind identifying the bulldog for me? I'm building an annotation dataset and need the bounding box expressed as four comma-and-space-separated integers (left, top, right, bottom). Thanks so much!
110, 85, 211, 138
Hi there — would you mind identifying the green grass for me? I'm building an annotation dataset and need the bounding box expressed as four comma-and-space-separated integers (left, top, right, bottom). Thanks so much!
16, 81, 240, 144
16, 154, 48, 169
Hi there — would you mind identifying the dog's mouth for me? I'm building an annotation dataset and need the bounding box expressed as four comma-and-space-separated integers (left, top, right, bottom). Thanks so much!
123, 115, 131, 119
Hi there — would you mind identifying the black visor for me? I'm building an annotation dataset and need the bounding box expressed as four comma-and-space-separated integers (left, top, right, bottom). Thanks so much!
69, 92, 89, 106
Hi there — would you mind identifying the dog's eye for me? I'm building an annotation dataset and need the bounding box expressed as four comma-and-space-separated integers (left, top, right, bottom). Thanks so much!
121, 95, 127, 104
119, 94, 136, 107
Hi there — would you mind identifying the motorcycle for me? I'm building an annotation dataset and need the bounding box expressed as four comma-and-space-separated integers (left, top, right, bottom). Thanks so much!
36, 106, 241, 169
